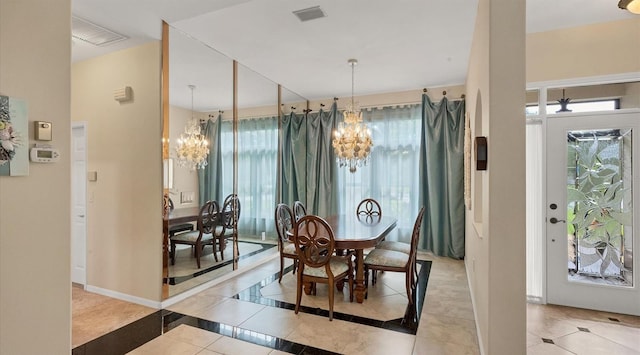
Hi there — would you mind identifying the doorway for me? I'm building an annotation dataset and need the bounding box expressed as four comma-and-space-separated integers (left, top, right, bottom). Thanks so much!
71, 122, 87, 286
546, 111, 640, 315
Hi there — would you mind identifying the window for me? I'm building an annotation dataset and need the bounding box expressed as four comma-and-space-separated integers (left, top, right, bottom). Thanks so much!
221, 117, 279, 237
337, 105, 422, 242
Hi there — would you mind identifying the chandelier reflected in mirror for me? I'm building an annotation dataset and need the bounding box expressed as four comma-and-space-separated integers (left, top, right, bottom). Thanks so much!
332, 59, 373, 173
176, 85, 209, 170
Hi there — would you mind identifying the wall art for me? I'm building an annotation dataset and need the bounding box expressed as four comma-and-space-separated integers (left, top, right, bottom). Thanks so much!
0, 95, 29, 176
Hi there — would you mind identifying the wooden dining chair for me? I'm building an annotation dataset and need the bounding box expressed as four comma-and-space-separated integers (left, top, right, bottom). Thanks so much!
294, 214, 354, 321
293, 200, 307, 222
170, 200, 224, 268
274, 203, 298, 283
219, 194, 240, 260
167, 198, 195, 237
364, 207, 425, 304
356, 198, 382, 222
374, 233, 420, 285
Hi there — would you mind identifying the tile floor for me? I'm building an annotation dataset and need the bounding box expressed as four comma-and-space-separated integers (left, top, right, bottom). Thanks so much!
72, 284, 157, 348
73, 252, 640, 354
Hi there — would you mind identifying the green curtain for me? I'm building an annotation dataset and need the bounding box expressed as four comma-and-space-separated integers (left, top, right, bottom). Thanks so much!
281, 111, 307, 205
306, 104, 339, 217
280, 103, 339, 217
419, 95, 466, 258
198, 114, 223, 206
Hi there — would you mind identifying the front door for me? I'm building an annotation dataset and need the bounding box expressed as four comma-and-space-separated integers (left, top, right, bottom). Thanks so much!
547, 111, 640, 316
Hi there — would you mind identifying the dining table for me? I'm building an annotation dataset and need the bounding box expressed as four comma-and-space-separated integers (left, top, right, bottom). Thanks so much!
291, 215, 397, 303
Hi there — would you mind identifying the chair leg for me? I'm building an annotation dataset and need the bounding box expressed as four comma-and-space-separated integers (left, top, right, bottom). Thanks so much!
328, 281, 335, 321
211, 239, 219, 262
278, 254, 284, 283
295, 273, 303, 315
219, 237, 225, 261
405, 270, 413, 305
364, 266, 369, 288
170, 242, 176, 265
195, 243, 201, 269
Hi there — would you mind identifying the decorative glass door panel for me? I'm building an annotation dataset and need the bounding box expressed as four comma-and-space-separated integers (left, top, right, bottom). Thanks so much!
566, 129, 633, 287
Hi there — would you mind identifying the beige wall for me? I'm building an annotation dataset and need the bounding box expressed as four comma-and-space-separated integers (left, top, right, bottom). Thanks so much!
465, 0, 527, 354
71, 42, 163, 302
0, 0, 72, 353
527, 18, 640, 83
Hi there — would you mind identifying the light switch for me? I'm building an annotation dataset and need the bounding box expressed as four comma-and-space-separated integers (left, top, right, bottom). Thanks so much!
181, 191, 194, 204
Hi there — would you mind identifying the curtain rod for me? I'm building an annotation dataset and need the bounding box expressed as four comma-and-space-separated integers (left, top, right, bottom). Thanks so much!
345, 96, 466, 111
217, 114, 279, 122
325, 90, 465, 110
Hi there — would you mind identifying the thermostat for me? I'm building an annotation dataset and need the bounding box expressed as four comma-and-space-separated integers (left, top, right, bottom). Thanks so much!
30, 146, 60, 163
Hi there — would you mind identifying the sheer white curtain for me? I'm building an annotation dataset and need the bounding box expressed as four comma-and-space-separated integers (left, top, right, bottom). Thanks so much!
526, 118, 545, 303
221, 116, 278, 238
337, 105, 422, 242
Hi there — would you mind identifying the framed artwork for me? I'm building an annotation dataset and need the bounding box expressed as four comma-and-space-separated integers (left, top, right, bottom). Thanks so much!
0, 95, 29, 176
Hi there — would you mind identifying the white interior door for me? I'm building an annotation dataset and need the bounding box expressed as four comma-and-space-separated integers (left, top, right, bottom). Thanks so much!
71, 123, 87, 285
546, 111, 640, 316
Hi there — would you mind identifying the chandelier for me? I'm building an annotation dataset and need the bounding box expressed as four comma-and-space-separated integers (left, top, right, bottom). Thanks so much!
176, 85, 209, 170
332, 59, 373, 173
619, 0, 640, 14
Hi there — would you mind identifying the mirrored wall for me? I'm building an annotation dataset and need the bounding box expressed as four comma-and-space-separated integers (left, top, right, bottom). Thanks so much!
162, 24, 308, 299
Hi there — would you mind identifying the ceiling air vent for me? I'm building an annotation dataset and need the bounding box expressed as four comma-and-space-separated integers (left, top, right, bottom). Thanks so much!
72, 16, 128, 46
292, 6, 326, 22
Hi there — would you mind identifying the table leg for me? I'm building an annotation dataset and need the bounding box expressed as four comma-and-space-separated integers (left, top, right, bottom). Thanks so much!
303, 281, 313, 295
354, 249, 367, 303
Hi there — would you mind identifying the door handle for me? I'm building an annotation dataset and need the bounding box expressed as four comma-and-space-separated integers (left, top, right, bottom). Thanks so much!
549, 217, 565, 224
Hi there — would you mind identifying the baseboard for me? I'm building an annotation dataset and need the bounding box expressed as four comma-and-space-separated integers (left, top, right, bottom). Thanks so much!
527, 295, 544, 304
161, 251, 279, 308
465, 259, 486, 355
85, 285, 162, 309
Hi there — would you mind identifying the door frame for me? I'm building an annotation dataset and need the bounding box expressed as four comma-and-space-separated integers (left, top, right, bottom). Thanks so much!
71, 121, 88, 287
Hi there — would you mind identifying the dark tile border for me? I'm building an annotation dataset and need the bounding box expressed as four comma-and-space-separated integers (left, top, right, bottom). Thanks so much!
72, 311, 163, 355
233, 260, 432, 334
164, 242, 276, 285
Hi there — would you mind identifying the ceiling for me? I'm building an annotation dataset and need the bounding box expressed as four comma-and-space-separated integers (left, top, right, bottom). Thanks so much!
71, 0, 636, 110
